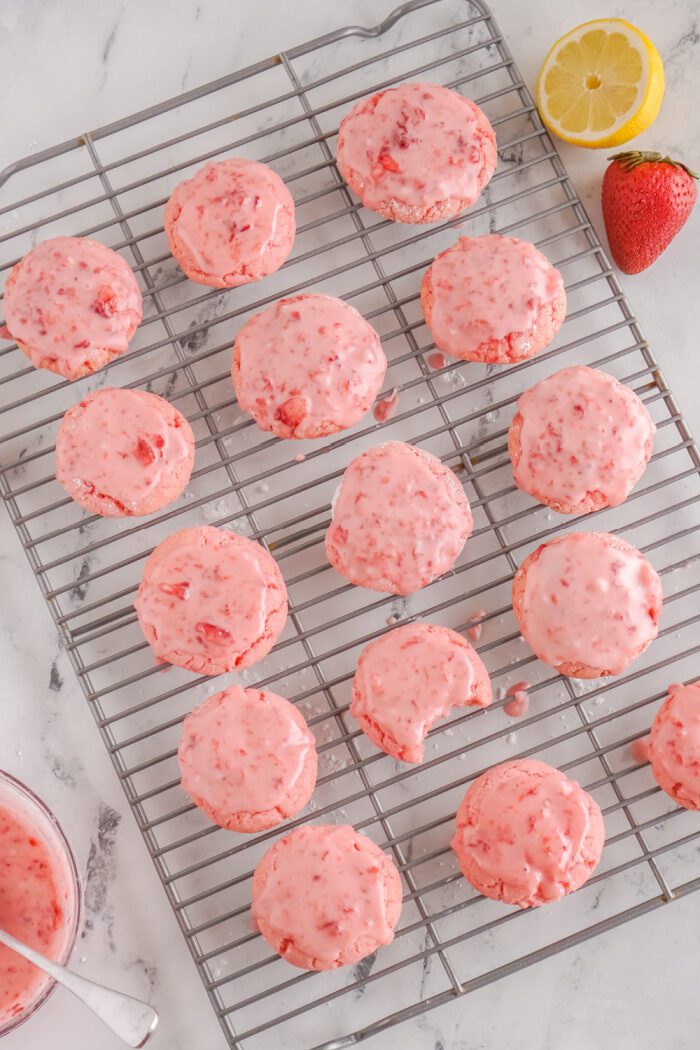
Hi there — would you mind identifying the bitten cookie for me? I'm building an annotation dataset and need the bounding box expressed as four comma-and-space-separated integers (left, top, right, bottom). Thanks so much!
512, 531, 662, 678
649, 680, 700, 810
326, 441, 473, 595
232, 293, 387, 438
56, 388, 194, 517
351, 622, 492, 763
509, 365, 655, 514
336, 81, 497, 224
252, 824, 402, 970
134, 525, 287, 675
2, 236, 142, 380
421, 235, 566, 363
451, 759, 605, 908
178, 685, 317, 832
164, 158, 295, 288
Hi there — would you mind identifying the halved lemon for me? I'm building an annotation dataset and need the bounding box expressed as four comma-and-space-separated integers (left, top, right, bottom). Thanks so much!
536, 19, 664, 149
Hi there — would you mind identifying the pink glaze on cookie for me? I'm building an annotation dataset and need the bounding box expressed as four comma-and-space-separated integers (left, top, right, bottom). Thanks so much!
351, 622, 492, 763
649, 681, 700, 809
135, 525, 287, 675
451, 759, 605, 908
630, 736, 650, 764
3, 237, 142, 380
164, 159, 295, 288
509, 366, 655, 514
55, 388, 194, 517
0, 803, 73, 1026
232, 293, 386, 439
326, 441, 473, 595
513, 532, 662, 678
421, 235, 566, 364
336, 82, 497, 224
252, 824, 402, 970
178, 685, 317, 832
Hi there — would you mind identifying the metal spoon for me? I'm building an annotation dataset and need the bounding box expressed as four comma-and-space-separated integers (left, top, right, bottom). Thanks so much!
0, 926, 158, 1047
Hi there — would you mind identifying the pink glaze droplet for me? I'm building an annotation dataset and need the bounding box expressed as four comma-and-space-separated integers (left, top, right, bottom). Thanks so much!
504, 681, 531, 718
374, 387, 399, 423
630, 736, 650, 764
507, 681, 531, 695
427, 351, 447, 370
294, 453, 306, 463
466, 608, 486, 642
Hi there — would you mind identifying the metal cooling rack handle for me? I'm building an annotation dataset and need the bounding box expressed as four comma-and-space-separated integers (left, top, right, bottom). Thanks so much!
0, 926, 159, 1048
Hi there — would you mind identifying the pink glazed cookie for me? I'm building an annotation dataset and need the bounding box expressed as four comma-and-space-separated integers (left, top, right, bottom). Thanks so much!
164, 158, 295, 288
134, 525, 287, 675
509, 366, 655, 514
649, 681, 700, 810
451, 759, 605, 908
232, 293, 387, 439
252, 824, 402, 970
2, 237, 142, 380
178, 685, 317, 832
326, 441, 473, 595
351, 622, 492, 763
513, 532, 662, 678
421, 235, 566, 364
336, 82, 497, 224
55, 388, 194, 517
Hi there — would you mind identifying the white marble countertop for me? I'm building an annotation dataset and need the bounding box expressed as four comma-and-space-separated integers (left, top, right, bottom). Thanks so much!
0, 2, 698, 1048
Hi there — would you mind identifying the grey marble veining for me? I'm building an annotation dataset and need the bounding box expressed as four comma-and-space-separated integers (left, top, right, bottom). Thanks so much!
0, 2, 699, 1049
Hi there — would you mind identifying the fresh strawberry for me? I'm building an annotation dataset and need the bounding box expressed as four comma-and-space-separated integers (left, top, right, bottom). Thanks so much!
602, 150, 697, 274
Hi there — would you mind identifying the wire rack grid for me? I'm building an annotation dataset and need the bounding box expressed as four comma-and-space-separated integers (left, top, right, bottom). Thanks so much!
1, 1, 699, 1047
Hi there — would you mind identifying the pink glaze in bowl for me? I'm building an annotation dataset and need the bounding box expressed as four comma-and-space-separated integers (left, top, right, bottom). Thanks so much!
0, 771, 81, 1037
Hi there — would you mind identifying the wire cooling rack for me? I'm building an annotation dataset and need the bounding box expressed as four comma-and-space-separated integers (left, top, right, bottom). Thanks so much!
1, 1, 700, 1046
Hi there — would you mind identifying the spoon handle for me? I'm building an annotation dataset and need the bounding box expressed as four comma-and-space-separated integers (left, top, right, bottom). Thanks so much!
0, 928, 158, 1048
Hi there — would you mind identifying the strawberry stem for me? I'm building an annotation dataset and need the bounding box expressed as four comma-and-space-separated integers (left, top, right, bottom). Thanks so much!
608, 150, 699, 178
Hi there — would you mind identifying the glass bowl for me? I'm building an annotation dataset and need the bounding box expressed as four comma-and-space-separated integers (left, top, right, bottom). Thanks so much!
0, 770, 82, 1037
